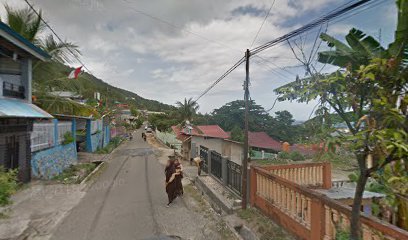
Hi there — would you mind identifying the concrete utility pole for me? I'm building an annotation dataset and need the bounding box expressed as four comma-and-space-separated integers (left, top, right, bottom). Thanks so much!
242, 49, 250, 209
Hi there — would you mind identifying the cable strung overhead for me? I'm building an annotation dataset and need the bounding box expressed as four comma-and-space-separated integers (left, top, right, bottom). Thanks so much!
250, 0, 377, 55
23, 0, 94, 75
193, 0, 381, 102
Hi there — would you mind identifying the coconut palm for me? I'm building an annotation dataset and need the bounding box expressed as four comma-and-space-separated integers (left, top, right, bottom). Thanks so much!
2, 4, 81, 63
175, 97, 199, 122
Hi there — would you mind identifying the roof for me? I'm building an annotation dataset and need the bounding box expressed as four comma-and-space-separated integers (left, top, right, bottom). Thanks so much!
315, 187, 385, 200
171, 124, 229, 141
0, 22, 50, 61
248, 131, 282, 151
171, 125, 191, 141
0, 98, 53, 118
53, 114, 93, 120
196, 125, 230, 139
50, 91, 82, 99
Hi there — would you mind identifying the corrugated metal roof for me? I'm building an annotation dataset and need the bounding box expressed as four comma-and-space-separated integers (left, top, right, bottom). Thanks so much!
315, 187, 385, 200
0, 98, 53, 118
0, 22, 50, 61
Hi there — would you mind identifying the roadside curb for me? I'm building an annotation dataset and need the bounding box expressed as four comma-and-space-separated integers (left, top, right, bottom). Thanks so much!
80, 161, 106, 188
194, 176, 235, 214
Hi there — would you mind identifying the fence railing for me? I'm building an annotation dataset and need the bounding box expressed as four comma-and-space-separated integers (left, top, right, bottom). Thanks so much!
57, 121, 72, 144
250, 165, 408, 240
227, 160, 242, 194
200, 146, 209, 173
260, 162, 332, 189
211, 151, 222, 180
31, 122, 55, 152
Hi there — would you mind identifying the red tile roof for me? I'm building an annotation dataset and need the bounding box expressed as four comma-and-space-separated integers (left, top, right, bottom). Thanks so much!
197, 125, 230, 139
248, 131, 282, 151
171, 125, 229, 140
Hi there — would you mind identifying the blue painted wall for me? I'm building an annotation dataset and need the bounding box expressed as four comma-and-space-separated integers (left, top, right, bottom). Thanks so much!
31, 142, 77, 179
89, 132, 103, 152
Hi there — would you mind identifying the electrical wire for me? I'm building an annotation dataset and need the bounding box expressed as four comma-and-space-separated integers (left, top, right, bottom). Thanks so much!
250, 0, 276, 48
23, 0, 94, 75
250, 0, 380, 55
193, 0, 382, 103
194, 57, 245, 102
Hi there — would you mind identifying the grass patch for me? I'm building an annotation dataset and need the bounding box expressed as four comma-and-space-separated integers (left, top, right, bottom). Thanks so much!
0, 167, 18, 207
251, 158, 291, 166
96, 137, 123, 154
53, 163, 97, 184
237, 208, 295, 240
313, 152, 357, 171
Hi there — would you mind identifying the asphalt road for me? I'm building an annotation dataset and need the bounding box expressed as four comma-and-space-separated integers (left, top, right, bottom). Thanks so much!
50, 129, 208, 240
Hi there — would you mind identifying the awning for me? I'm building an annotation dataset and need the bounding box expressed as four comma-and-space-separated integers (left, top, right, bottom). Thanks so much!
0, 98, 53, 118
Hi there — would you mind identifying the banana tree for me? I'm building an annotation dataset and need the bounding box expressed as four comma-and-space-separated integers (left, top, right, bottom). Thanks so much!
275, 1, 408, 239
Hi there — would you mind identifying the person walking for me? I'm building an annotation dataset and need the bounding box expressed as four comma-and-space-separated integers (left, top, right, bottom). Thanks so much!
164, 156, 178, 207
174, 158, 184, 197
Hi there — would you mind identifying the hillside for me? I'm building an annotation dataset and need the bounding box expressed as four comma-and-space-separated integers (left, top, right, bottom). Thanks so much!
33, 61, 175, 112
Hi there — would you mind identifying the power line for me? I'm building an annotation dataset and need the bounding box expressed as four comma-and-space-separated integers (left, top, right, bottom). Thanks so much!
250, 0, 380, 55
23, 0, 94, 75
194, 56, 245, 102
250, 0, 276, 48
121, 0, 242, 55
193, 0, 381, 103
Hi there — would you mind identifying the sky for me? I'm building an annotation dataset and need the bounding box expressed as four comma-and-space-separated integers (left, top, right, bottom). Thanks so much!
0, 0, 397, 120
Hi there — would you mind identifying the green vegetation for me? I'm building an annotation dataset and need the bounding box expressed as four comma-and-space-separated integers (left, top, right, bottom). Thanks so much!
62, 132, 74, 145
288, 151, 305, 161
0, 167, 18, 206
53, 163, 97, 184
275, 1, 408, 238
96, 137, 123, 154
237, 208, 294, 240
3, 4, 174, 118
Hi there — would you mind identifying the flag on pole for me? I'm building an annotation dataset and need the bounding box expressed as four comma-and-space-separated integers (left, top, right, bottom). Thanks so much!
68, 66, 82, 79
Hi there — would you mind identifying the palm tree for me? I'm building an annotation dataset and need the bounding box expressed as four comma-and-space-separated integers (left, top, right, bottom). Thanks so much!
175, 97, 199, 122
3, 4, 81, 63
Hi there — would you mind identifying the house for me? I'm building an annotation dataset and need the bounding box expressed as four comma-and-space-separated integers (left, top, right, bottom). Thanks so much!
248, 131, 282, 153
172, 124, 230, 161
0, 22, 52, 182
50, 91, 84, 103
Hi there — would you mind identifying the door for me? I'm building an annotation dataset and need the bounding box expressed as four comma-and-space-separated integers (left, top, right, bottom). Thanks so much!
4, 135, 19, 170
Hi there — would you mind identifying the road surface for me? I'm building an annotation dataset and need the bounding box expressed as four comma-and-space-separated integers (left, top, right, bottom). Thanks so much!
50, 129, 218, 240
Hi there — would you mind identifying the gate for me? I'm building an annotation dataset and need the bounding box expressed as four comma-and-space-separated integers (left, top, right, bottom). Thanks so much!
210, 151, 222, 180
4, 135, 19, 170
199, 146, 208, 173
227, 160, 242, 194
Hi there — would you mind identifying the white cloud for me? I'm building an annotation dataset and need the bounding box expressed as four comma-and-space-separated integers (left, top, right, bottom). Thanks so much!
0, 0, 397, 120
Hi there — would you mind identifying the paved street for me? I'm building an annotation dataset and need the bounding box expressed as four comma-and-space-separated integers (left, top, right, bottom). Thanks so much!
50, 129, 226, 240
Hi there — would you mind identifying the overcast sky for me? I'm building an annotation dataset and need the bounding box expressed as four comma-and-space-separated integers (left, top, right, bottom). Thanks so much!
1, 0, 397, 120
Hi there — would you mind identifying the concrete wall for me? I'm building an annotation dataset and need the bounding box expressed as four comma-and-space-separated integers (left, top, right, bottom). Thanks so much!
103, 126, 110, 147
222, 140, 243, 165
31, 142, 77, 179
191, 136, 223, 156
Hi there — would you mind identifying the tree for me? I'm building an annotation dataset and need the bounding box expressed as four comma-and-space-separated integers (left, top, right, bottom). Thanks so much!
211, 100, 271, 132
3, 5, 81, 63
275, 1, 408, 238
175, 97, 199, 122
231, 125, 244, 142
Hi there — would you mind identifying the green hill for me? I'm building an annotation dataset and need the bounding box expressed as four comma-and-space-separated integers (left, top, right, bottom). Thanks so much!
33, 61, 175, 112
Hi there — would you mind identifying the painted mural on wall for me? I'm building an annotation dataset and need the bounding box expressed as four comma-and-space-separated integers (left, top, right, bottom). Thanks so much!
31, 142, 77, 179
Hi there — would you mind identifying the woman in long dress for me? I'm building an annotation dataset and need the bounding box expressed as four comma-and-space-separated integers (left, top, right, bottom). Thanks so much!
165, 158, 178, 207
174, 159, 184, 197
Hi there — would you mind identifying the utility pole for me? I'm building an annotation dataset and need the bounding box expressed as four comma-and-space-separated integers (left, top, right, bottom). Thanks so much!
242, 49, 250, 209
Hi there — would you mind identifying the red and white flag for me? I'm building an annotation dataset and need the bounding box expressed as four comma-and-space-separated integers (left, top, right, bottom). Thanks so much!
68, 66, 82, 79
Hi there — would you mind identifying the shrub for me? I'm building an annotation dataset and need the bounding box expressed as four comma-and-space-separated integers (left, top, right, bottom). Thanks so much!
0, 167, 18, 206
277, 151, 290, 159
289, 151, 305, 161
62, 132, 75, 145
